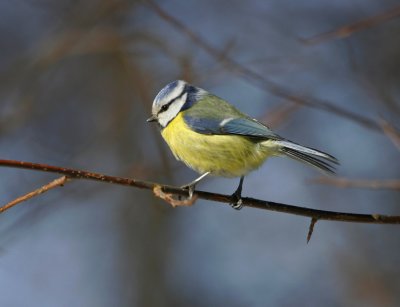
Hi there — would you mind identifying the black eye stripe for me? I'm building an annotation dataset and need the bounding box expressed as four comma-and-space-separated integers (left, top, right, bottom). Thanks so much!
158, 90, 187, 114
158, 100, 173, 113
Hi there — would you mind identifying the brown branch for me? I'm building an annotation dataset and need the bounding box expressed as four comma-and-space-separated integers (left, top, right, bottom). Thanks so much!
0, 159, 400, 224
313, 177, 400, 190
304, 5, 400, 45
0, 176, 69, 213
144, 0, 382, 133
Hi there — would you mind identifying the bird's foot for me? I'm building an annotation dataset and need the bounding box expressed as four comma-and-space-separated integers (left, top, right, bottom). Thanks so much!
230, 189, 243, 210
230, 176, 244, 210
179, 172, 209, 200
180, 184, 195, 199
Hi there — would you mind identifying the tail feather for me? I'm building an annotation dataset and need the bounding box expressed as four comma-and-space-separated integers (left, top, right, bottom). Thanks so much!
275, 140, 339, 174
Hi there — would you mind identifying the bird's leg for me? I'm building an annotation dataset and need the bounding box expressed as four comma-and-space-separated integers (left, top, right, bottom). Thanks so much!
180, 172, 210, 198
230, 176, 244, 210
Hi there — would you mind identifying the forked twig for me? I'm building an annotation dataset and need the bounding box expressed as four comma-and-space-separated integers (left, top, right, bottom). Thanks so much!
0, 176, 69, 213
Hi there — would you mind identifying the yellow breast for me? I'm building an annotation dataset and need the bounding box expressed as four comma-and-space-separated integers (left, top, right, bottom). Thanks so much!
161, 113, 276, 177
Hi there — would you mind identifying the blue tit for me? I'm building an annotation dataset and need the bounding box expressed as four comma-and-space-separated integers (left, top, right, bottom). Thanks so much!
147, 80, 338, 209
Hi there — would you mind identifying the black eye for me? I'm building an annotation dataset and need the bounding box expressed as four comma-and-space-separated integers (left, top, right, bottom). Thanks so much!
160, 104, 169, 112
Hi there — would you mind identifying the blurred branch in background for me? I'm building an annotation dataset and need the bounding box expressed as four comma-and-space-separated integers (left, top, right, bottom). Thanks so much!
313, 177, 400, 190
304, 5, 400, 44
144, 0, 383, 133
313, 119, 400, 190
259, 102, 302, 129
380, 119, 400, 151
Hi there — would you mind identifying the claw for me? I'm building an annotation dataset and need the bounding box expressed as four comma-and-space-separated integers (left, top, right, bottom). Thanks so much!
230, 176, 244, 210
181, 184, 195, 199
230, 196, 243, 210
180, 172, 210, 199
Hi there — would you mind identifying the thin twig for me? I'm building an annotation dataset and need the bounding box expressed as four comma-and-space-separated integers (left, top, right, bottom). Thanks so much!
0, 159, 399, 224
304, 5, 400, 45
313, 177, 400, 190
307, 218, 318, 243
144, 0, 382, 133
0, 176, 69, 213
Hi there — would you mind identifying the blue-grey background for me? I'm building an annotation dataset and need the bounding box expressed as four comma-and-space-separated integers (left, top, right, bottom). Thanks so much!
0, 0, 399, 306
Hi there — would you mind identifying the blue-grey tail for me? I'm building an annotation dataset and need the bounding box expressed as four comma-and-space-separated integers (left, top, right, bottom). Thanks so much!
276, 140, 339, 174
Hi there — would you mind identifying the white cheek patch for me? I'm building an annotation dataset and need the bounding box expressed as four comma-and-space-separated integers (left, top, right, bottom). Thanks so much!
158, 93, 188, 127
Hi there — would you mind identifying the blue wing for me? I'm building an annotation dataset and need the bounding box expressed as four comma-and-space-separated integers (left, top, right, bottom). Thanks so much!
183, 115, 280, 140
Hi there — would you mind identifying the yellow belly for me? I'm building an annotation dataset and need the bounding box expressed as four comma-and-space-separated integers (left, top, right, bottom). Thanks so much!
161, 113, 277, 177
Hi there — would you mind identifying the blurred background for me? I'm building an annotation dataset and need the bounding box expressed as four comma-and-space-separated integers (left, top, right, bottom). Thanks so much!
0, 0, 399, 306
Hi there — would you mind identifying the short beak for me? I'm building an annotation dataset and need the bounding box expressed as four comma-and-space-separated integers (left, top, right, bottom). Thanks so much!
147, 115, 157, 123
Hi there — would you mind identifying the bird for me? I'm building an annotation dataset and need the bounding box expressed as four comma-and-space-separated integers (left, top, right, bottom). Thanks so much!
147, 80, 338, 209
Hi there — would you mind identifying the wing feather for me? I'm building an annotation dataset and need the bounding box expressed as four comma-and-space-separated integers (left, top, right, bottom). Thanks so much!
184, 115, 279, 139
182, 95, 279, 140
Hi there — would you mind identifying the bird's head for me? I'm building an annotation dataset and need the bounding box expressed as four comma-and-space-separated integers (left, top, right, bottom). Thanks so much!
147, 80, 206, 128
